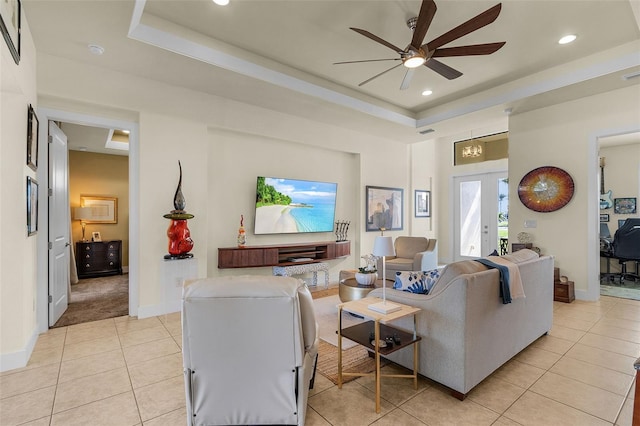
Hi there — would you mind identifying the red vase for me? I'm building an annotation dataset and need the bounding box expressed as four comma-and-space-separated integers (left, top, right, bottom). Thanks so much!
167, 219, 194, 256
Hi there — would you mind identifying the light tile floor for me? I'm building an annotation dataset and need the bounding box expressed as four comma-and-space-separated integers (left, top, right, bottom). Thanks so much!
1, 295, 637, 425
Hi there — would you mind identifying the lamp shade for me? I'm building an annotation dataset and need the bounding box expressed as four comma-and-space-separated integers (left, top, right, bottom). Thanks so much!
372, 236, 394, 257
74, 207, 92, 221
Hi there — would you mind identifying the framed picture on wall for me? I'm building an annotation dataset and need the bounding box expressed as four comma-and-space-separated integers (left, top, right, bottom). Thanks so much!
80, 195, 118, 223
614, 197, 637, 214
27, 176, 38, 236
599, 213, 609, 222
365, 185, 403, 232
27, 105, 39, 171
415, 190, 431, 218
0, 0, 20, 64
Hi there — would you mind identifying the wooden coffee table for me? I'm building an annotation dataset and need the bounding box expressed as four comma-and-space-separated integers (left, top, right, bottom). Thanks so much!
338, 278, 393, 302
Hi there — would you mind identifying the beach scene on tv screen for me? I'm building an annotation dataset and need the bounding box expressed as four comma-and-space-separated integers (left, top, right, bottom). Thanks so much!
255, 177, 337, 234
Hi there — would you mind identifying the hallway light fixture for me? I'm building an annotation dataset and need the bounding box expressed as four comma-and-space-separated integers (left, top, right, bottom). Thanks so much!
462, 144, 483, 158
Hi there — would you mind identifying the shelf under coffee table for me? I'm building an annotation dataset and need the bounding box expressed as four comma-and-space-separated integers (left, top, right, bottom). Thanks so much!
337, 297, 421, 413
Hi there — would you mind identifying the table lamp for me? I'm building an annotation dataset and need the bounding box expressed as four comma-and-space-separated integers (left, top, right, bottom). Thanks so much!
368, 235, 401, 314
74, 207, 92, 242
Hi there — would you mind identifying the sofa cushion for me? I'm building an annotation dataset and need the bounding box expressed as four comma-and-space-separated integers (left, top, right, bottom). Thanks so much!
501, 249, 539, 264
393, 269, 441, 294
385, 257, 415, 270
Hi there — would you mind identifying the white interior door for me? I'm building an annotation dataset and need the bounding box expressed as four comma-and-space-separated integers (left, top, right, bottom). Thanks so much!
48, 121, 70, 326
453, 172, 508, 261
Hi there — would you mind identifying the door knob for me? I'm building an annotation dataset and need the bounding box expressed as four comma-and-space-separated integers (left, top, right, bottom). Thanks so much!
65, 242, 71, 247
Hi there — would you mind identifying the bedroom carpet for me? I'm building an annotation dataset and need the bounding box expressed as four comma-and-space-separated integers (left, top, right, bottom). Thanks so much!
52, 274, 129, 328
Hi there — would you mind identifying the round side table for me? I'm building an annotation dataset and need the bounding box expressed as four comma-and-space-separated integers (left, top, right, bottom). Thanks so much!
339, 278, 393, 302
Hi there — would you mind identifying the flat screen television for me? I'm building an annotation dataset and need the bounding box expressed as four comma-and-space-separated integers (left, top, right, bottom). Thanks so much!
254, 176, 337, 234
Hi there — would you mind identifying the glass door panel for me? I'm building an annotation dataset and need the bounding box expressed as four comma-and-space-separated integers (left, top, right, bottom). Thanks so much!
454, 172, 508, 261
459, 180, 482, 257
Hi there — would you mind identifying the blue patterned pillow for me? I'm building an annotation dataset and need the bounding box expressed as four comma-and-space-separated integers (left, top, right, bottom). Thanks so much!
393, 269, 441, 294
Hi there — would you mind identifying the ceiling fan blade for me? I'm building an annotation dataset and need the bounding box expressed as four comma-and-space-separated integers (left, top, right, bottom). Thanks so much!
425, 58, 463, 80
350, 28, 405, 53
424, 3, 502, 52
400, 69, 415, 90
333, 58, 400, 65
433, 42, 506, 57
411, 0, 437, 49
358, 63, 403, 87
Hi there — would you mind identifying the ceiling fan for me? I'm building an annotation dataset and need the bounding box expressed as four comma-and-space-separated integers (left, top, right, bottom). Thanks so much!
335, 0, 506, 90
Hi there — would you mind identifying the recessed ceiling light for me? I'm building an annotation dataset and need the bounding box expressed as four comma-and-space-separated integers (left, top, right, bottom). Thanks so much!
422, 90, 433, 96
558, 35, 577, 45
212, 0, 229, 5
88, 44, 105, 55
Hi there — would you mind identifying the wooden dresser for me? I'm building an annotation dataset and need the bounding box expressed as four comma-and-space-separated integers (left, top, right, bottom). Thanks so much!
76, 240, 123, 279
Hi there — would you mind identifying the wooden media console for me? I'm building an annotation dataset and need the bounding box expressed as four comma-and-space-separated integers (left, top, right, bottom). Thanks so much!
218, 240, 350, 269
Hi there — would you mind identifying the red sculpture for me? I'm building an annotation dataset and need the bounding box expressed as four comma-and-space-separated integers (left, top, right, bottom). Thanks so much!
163, 161, 195, 259
167, 219, 194, 257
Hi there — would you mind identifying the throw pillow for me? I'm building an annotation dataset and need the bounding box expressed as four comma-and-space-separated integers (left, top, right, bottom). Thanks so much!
393, 269, 441, 294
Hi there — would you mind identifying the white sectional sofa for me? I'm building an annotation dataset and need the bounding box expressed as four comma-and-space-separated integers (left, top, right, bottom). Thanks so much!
368, 249, 554, 399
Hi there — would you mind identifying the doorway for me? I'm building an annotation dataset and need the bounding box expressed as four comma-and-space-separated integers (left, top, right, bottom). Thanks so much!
36, 108, 139, 333
52, 122, 130, 327
453, 171, 508, 261
598, 132, 640, 300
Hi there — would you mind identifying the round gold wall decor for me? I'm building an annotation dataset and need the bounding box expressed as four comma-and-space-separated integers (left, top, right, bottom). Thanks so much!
517, 166, 575, 212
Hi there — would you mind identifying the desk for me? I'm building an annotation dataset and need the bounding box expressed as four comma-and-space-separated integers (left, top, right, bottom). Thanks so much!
272, 262, 329, 288
337, 297, 421, 413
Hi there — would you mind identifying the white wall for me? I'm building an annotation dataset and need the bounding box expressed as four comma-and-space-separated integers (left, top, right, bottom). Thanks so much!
0, 16, 40, 370
409, 142, 437, 240
206, 128, 359, 280
509, 85, 640, 299
136, 112, 209, 317
33, 52, 409, 321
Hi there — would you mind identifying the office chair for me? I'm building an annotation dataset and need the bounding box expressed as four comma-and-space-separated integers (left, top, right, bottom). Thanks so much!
600, 223, 616, 282
612, 218, 640, 283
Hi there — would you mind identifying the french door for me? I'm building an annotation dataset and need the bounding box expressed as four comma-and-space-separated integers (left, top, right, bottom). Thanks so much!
453, 172, 508, 261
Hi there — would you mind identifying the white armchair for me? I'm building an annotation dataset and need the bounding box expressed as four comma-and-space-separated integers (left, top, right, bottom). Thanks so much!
378, 237, 438, 280
182, 275, 318, 426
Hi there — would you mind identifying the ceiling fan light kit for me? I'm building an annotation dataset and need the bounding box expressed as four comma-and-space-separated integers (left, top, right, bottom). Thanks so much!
403, 53, 426, 68
336, 0, 506, 90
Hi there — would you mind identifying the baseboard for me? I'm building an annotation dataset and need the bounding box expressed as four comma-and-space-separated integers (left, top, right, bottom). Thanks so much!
137, 299, 181, 319
122, 266, 129, 274
0, 327, 39, 373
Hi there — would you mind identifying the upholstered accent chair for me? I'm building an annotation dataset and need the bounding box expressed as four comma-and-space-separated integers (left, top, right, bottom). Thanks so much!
182, 275, 318, 426
378, 236, 438, 280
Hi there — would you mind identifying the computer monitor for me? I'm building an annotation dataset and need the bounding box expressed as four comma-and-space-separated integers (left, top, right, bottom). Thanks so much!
600, 223, 611, 238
